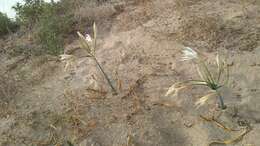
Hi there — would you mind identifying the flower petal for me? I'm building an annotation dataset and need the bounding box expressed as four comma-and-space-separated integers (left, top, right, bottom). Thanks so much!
181, 47, 198, 61
85, 34, 92, 42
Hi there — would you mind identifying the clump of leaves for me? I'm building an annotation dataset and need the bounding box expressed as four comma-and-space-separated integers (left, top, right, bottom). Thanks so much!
13, 0, 46, 27
0, 12, 18, 36
166, 47, 229, 109
60, 23, 117, 95
13, 0, 74, 56
66, 140, 74, 146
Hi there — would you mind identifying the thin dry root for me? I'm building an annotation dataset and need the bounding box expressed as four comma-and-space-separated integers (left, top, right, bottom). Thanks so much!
200, 115, 252, 146
127, 135, 135, 146
200, 115, 239, 132
209, 127, 251, 146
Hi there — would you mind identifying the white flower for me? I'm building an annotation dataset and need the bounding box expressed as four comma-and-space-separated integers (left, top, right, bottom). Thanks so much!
181, 47, 198, 61
85, 34, 92, 42
77, 31, 95, 55
77, 31, 92, 42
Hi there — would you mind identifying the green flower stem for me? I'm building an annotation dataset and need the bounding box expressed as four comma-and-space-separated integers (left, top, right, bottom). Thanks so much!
216, 90, 226, 109
93, 57, 118, 95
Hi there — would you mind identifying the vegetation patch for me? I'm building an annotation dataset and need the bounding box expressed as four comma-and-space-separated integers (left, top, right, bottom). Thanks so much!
13, 0, 74, 55
0, 12, 18, 37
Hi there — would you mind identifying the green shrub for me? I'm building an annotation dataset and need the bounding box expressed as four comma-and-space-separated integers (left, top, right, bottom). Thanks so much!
13, 0, 74, 55
0, 12, 18, 36
13, 0, 46, 27
36, 3, 73, 55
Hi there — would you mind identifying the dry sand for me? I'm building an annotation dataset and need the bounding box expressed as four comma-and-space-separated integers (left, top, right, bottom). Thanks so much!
0, 0, 260, 146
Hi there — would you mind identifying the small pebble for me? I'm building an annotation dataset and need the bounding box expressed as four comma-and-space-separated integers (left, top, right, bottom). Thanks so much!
184, 120, 194, 128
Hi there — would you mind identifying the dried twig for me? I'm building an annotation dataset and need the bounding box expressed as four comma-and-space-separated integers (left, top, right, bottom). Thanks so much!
209, 127, 251, 146
200, 115, 252, 146
200, 115, 239, 132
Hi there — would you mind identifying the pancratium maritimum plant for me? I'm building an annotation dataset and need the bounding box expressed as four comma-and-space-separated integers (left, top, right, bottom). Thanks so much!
77, 22, 117, 95
166, 47, 229, 109
60, 23, 117, 94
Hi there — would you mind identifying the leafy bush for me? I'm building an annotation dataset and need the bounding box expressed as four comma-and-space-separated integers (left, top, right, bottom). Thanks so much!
37, 6, 64, 55
0, 12, 18, 36
13, 0, 74, 55
13, 0, 46, 27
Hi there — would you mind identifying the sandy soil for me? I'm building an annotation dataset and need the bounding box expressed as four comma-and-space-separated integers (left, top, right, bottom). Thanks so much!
0, 0, 260, 146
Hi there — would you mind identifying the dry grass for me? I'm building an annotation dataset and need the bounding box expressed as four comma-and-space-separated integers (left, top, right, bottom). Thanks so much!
0, 72, 19, 103
73, 0, 124, 32
176, 7, 259, 52
44, 88, 101, 145
200, 115, 252, 146
222, 23, 260, 51
175, 0, 202, 8
177, 16, 222, 51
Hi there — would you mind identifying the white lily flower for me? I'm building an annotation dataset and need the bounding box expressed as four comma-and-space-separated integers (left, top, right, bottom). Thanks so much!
77, 31, 95, 55
85, 34, 92, 42
181, 47, 198, 61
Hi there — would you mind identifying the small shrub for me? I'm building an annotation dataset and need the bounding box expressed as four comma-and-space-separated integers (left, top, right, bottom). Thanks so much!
37, 4, 73, 55
0, 12, 18, 36
37, 13, 63, 55
14, 0, 74, 55
13, 0, 46, 27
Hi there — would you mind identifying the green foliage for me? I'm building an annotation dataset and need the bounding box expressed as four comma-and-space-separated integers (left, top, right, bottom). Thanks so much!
0, 12, 18, 36
13, 0, 74, 55
13, 0, 46, 27
37, 8, 62, 55
66, 141, 74, 146
166, 47, 229, 109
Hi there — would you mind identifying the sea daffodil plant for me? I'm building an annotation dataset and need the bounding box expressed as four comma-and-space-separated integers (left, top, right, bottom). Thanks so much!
166, 47, 229, 109
77, 22, 117, 95
61, 23, 117, 95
